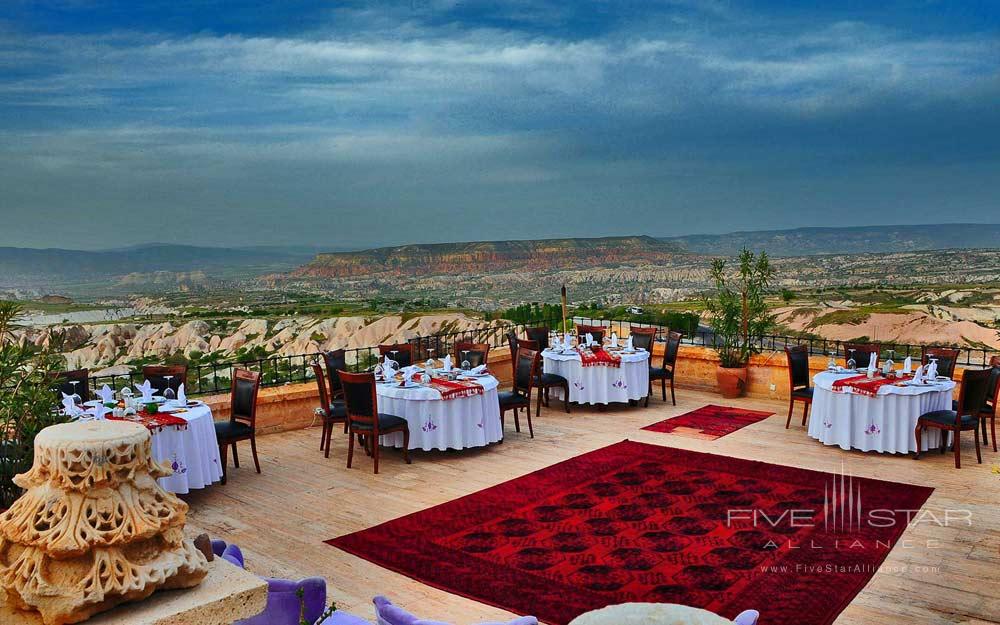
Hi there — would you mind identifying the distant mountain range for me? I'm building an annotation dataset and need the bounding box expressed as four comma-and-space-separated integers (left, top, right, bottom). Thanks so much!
2, 224, 998, 292
665, 223, 1000, 257
0, 244, 313, 288
293, 236, 684, 278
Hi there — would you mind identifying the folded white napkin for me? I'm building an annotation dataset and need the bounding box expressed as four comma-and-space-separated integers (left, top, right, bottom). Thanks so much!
401, 369, 415, 385
903, 356, 912, 374
867, 353, 877, 373
585, 333, 594, 346
926, 361, 938, 380
911, 365, 925, 384
97, 384, 114, 403
442, 355, 453, 372
177, 383, 186, 404
626, 336, 634, 350
89, 404, 108, 420
135, 380, 154, 402
61, 394, 83, 417
470, 364, 487, 375
610, 333, 619, 348
383, 359, 398, 377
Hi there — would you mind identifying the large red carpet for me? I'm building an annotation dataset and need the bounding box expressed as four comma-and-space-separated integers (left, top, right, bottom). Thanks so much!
327, 441, 933, 625
642, 404, 774, 440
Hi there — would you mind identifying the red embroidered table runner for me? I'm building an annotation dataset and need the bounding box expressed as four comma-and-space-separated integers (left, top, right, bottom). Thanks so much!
577, 346, 622, 368
831, 374, 911, 398
107, 410, 189, 432
427, 377, 485, 400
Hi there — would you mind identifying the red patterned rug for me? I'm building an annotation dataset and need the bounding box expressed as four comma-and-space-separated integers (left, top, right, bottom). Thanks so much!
327, 441, 932, 625
643, 404, 774, 440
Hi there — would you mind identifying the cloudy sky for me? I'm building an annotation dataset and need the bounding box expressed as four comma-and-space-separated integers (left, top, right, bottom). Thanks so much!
1, 1, 998, 250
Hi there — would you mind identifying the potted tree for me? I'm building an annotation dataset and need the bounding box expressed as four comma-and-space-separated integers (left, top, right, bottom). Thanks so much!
705, 249, 775, 398
1, 302, 65, 510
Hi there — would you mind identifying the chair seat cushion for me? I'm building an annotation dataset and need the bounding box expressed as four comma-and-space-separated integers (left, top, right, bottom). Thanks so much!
329, 401, 347, 419
351, 413, 407, 431
791, 387, 814, 399
534, 372, 567, 386
498, 390, 529, 408
649, 367, 673, 379
214, 420, 253, 441
919, 410, 978, 427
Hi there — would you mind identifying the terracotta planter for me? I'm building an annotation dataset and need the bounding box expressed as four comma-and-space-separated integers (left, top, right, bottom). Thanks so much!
716, 366, 748, 398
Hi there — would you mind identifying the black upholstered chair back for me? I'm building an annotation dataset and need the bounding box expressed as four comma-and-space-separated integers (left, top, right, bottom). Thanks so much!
786, 345, 811, 390
455, 342, 489, 368
514, 348, 538, 396
525, 327, 550, 350
229, 368, 261, 426
957, 368, 992, 419
322, 349, 347, 398
984, 364, 1000, 411
379, 344, 413, 368
663, 331, 682, 368
339, 371, 377, 427
142, 365, 188, 395
843, 343, 880, 370
923, 347, 960, 380
629, 328, 656, 353
51, 369, 90, 403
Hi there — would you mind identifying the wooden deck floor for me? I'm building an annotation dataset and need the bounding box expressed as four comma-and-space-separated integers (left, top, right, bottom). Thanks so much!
184, 390, 1000, 625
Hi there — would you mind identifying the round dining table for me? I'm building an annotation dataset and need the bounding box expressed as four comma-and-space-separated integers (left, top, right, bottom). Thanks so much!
808, 370, 956, 454
85, 400, 223, 494
542, 348, 650, 405
376, 375, 503, 451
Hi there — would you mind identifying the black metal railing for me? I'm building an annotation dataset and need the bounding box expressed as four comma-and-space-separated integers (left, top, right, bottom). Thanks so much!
85, 315, 997, 397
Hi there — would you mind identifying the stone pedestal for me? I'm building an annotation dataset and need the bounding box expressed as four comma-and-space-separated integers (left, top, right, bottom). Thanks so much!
0, 421, 211, 625
0, 558, 267, 625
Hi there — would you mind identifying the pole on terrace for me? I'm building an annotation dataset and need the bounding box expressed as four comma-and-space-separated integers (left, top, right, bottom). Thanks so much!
561, 284, 568, 335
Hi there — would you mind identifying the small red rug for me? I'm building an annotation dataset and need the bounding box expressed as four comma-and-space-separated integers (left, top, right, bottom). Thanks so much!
642, 404, 774, 440
327, 441, 932, 625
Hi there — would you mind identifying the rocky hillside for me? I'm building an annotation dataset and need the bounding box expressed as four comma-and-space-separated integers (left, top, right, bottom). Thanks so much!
292, 236, 687, 278
19, 313, 505, 375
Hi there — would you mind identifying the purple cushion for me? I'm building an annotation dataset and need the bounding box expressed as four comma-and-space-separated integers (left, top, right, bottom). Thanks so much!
374, 596, 537, 625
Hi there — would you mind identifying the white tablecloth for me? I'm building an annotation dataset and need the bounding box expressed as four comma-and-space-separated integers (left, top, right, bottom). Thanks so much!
808, 371, 956, 454
542, 349, 650, 405
376, 375, 503, 451
150, 403, 223, 494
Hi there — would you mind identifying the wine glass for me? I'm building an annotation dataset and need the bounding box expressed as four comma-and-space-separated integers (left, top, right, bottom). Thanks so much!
847, 349, 857, 371
68, 380, 82, 405
389, 350, 399, 367
425, 347, 436, 370
163, 375, 176, 402
827, 351, 837, 371
461, 350, 471, 371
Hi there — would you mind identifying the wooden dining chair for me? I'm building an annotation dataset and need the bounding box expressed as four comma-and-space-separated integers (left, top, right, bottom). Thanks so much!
648, 331, 682, 407
498, 347, 539, 438
312, 363, 347, 458
142, 364, 188, 396
842, 342, 880, 370
629, 326, 657, 353
915, 367, 991, 468
338, 370, 410, 474
576, 324, 605, 344
978, 356, 1000, 452
378, 343, 414, 368
454, 341, 490, 368
50, 369, 91, 403
922, 346, 961, 380
215, 368, 262, 484
785, 345, 813, 428
524, 326, 550, 350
